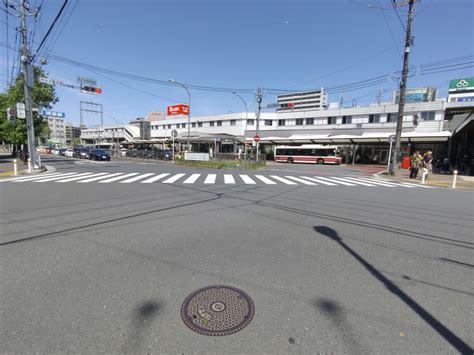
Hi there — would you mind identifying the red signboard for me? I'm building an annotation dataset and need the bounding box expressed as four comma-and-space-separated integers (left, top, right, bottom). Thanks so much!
254, 135, 260, 142
167, 104, 190, 116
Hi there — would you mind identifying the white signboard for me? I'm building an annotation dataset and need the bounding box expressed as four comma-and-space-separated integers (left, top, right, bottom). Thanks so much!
184, 152, 210, 161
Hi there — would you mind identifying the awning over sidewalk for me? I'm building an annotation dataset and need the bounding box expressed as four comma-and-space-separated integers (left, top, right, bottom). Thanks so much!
244, 131, 452, 144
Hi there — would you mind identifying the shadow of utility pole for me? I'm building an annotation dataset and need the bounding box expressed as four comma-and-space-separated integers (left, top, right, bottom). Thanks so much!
314, 226, 472, 354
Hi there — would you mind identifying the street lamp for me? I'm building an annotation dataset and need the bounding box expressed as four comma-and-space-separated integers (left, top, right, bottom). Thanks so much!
168, 79, 191, 152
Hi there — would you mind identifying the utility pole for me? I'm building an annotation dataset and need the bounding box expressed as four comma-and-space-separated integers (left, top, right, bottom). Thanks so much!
20, 0, 37, 168
255, 87, 262, 162
390, 0, 416, 175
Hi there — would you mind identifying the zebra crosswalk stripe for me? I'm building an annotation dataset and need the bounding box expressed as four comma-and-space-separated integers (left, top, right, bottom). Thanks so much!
78, 173, 121, 183
183, 174, 201, 184
99, 173, 137, 183
316, 176, 354, 186
56, 173, 96, 182
270, 176, 298, 185
120, 173, 155, 183
398, 182, 434, 189
254, 175, 276, 184
330, 176, 376, 186
285, 176, 317, 185
224, 174, 235, 184
204, 174, 216, 184
6, 172, 64, 182
301, 176, 337, 185
141, 173, 170, 183
345, 177, 399, 187
162, 173, 186, 184
33, 172, 81, 182
240, 175, 256, 184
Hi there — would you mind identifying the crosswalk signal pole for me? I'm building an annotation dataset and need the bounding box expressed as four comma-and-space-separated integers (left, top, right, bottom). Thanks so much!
255, 87, 262, 163
390, 0, 416, 175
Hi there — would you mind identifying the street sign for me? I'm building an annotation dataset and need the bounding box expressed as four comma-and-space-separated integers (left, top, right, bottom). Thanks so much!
167, 104, 190, 116
449, 77, 474, 92
77, 76, 97, 86
388, 135, 395, 143
171, 129, 178, 138
254, 135, 260, 142
41, 110, 66, 118
16, 103, 26, 119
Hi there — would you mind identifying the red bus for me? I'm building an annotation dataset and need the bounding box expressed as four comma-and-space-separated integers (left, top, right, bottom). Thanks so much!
274, 145, 342, 164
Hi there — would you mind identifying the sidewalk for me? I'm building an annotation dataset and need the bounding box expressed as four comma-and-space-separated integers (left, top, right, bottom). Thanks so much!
379, 169, 474, 191
0, 153, 47, 177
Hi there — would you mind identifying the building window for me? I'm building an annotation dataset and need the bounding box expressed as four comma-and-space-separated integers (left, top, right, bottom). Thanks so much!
265, 120, 272, 126
278, 119, 286, 126
306, 118, 314, 125
176, 124, 180, 128
162, 125, 166, 129
387, 113, 397, 122
217, 121, 222, 126
167, 124, 171, 129
182, 123, 186, 128
342, 116, 352, 124
230, 119, 236, 126
327, 117, 337, 125
247, 119, 254, 126
295, 118, 304, 125
421, 111, 435, 121
368, 114, 380, 123
210, 121, 215, 127
192, 122, 196, 128
198, 122, 203, 127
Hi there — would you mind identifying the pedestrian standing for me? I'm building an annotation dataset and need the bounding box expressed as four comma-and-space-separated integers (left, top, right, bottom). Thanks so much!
423, 151, 433, 178
409, 152, 421, 179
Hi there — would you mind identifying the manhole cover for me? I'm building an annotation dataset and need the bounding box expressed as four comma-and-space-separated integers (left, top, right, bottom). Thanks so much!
181, 285, 255, 336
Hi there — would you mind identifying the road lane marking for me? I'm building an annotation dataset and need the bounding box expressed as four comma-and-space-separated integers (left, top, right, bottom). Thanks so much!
204, 174, 216, 184
141, 173, 169, 183
300, 176, 337, 185
78, 173, 122, 183
270, 176, 298, 185
240, 175, 256, 184
120, 173, 155, 183
99, 173, 137, 183
224, 174, 235, 184
330, 176, 375, 186
183, 174, 201, 184
317, 176, 355, 186
56, 173, 96, 182
33, 172, 82, 182
345, 177, 399, 187
254, 175, 276, 184
285, 176, 317, 185
5, 172, 65, 182
162, 173, 186, 184
398, 182, 435, 189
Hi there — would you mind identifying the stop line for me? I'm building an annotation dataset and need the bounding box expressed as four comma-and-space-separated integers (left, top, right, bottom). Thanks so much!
0, 171, 434, 188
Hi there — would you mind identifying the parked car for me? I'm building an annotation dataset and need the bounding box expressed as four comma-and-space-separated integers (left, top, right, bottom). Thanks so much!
51, 148, 60, 155
65, 148, 74, 157
59, 148, 67, 156
74, 147, 90, 159
89, 149, 111, 161
157, 149, 173, 161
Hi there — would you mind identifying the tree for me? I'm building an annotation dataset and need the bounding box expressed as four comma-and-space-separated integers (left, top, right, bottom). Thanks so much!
0, 66, 58, 146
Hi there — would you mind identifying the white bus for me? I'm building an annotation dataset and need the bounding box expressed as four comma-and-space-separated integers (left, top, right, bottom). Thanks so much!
274, 145, 342, 164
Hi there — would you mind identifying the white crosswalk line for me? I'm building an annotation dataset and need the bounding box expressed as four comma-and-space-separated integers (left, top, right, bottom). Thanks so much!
240, 175, 256, 184
183, 174, 201, 184
56, 173, 96, 182
345, 176, 398, 187
270, 175, 298, 185
330, 176, 374, 186
99, 173, 137, 183
254, 175, 277, 184
33, 172, 82, 182
6, 172, 65, 182
119, 173, 155, 183
162, 173, 186, 184
141, 173, 169, 183
224, 174, 235, 184
315, 176, 355, 186
78, 173, 121, 183
285, 176, 317, 185
300, 176, 337, 185
398, 182, 434, 189
204, 174, 216, 184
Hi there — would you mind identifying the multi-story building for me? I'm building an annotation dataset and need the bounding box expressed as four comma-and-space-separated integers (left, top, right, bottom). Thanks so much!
277, 90, 328, 112
65, 123, 81, 144
47, 117, 66, 145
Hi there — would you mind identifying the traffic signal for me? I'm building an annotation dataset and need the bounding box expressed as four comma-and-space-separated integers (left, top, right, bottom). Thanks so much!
7, 107, 16, 123
81, 85, 102, 94
280, 102, 295, 108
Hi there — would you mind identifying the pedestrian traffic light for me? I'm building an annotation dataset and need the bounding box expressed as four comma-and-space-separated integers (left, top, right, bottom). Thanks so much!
7, 107, 16, 123
81, 85, 102, 94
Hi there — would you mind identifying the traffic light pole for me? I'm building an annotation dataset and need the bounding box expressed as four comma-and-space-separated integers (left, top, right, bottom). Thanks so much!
390, 0, 415, 175
255, 87, 262, 163
20, 0, 37, 168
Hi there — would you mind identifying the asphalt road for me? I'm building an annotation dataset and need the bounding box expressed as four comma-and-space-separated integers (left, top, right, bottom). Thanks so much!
1, 157, 473, 353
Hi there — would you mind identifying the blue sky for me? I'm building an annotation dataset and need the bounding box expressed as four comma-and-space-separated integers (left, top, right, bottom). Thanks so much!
1, 0, 473, 127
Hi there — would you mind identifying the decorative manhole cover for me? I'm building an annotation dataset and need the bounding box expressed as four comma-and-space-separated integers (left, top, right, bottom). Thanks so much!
181, 285, 255, 336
